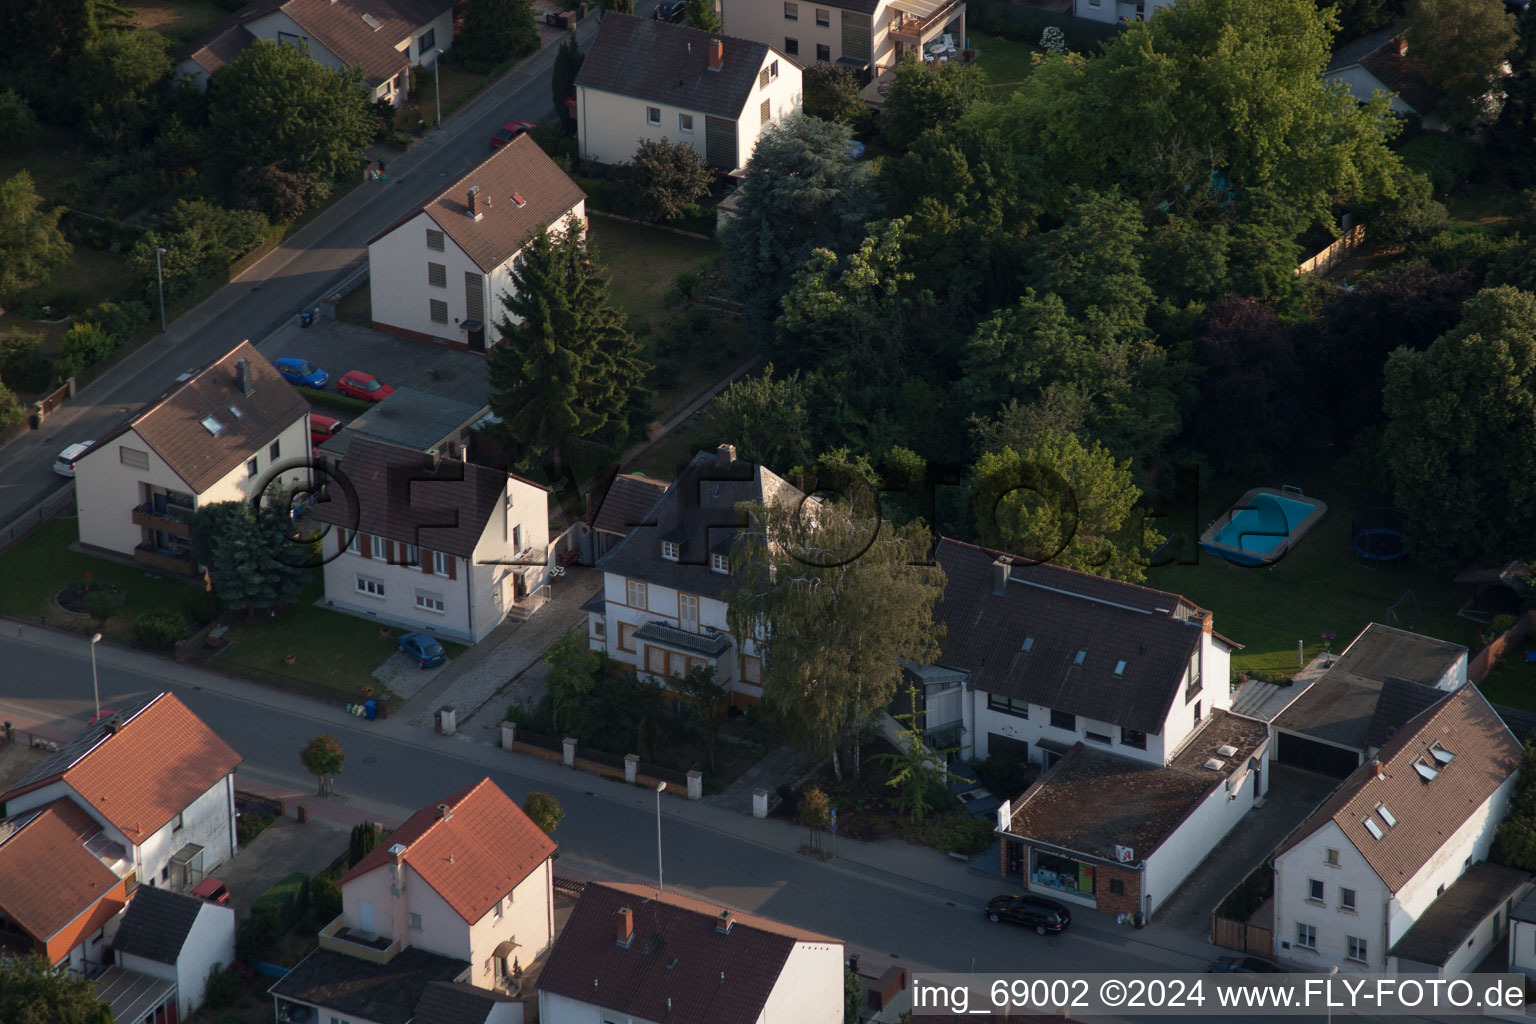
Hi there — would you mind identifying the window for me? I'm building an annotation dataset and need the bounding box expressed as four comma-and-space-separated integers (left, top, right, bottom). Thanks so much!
1347, 935, 1367, 962
201, 415, 224, 435
161, 866, 170, 881
120, 446, 149, 469
1120, 727, 1146, 749
427, 228, 445, 251
1376, 802, 1397, 828
592, 618, 606, 638
433, 550, 452, 577
785, 36, 799, 54
761, 98, 771, 124
987, 694, 1029, 719
815, 6, 829, 23
1296, 923, 1316, 949
661, 541, 680, 561
1050, 709, 1076, 732
646, 106, 661, 125
1186, 646, 1203, 700
770, 59, 779, 79
173, 811, 184, 832
400, 543, 419, 566
1085, 731, 1111, 744
356, 575, 385, 597
410, 913, 423, 930
428, 261, 447, 287
347, 531, 360, 555
618, 622, 638, 652
711, 553, 729, 574
1109, 879, 1124, 895
418, 27, 435, 52
1193, 700, 1202, 726
816, 42, 830, 62
627, 579, 648, 607
1363, 816, 1384, 840
265, 439, 279, 462
430, 299, 449, 324
1326, 847, 1340, 866
680, 113, 694, 132
371, 535, 387, 560
1341, 887, 1356, 911
1308, 879, 1324, 903
492, 899, 502, 920
246, 457, 259, 479
415, 590, 445, 613
741, 654, 762, 684
784, 0, 797, 17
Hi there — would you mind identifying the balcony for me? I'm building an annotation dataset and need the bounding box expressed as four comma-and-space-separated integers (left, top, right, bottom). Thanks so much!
132, 503, 192, 538
889, 0, 963, 46
507, 582, 550, 622
134, 544, 197, 576
318, 915, 401, 964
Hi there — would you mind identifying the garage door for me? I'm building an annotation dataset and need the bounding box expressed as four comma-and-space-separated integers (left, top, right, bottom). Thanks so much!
1276, 731, 1360, 778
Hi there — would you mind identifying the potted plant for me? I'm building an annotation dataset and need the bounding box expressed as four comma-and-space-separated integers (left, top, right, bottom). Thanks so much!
284, 654, 296, 666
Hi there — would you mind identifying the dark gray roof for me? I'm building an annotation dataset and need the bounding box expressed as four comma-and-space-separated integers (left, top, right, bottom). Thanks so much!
112, 886, 205, 965
598, 447, 799, 603
1498, 704, 1536, 746
320, 388, 487, 459
1511, 888, 1536, 925
11, 694, 159, 792
592, 473, 670, 538
634, 621, 732, 658
412, 981, 518, 1024
576, 14, 776, 120
1365, 678, 1445, 750
1328, 623, 1466, 692
1388, 862, 1531, 966
268, 947, 470, 1024
1326, 27, 1395, 72
932, 539, 1215, 736
581, 591, 607, 615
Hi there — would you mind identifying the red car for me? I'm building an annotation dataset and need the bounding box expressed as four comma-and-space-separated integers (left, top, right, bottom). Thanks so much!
491, 121, 537, 149
337, 371, 395, 403
192, 878, 231, 905
310, 413, 343, 447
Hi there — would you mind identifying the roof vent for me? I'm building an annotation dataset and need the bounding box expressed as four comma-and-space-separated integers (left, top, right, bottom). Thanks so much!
1203, 758, 1226, 771
715, 910, 734, 934
1413, 759, 1439, 781
1430, 742, 1454, 765
1113, 659, 1126, 676
1216, 744, 1238, 758
437, 802, 453, 820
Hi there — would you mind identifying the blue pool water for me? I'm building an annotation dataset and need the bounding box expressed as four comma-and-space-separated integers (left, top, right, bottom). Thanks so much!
1203, 492, 1316, 564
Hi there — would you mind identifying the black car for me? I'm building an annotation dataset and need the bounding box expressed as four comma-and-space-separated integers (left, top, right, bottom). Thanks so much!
653, 0, 685, 20
984, 894, 1071, 935
1208, 955, 1286, 974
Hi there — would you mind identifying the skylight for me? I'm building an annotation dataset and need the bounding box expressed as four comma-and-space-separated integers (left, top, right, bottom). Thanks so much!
200, 415, 224, 435
512, 192, 527, 208
1363, 817, 1383, 840
1217, 744, 1238, 758
1073, 650, 1086, 666
1203, 758, 1226, 771
1021, 637, 1034, 652
1376, 803, 1397, 828
1430, 742, 1454, 765
227, 404, 243, 419
1413, 759, 1439, 781
361, 12, 382, 29
1114, 660, 1126, 676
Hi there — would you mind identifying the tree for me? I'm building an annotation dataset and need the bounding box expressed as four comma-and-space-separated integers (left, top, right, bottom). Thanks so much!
1406, 0, 1518, 127
719, 114, 876, 340
799, 785, 831, 854
802, 63, 865, 123
347, 822, 380, 867
727, 489, 946, 781
74, 29, 171, 146
1026, 189, 1153, 341
543, 627, 599, 735
705, 364, 815, 471
879, 56, 987, 152
209, 40, 374, 192
189, 498, 308, 617
0, 377, 21, 431
1188, 296, 1307, 475
677, 663, 729, 772
683, 0, 720, 31
551, 32, 583, 125
0, 171, 71, 304
868, 683, 972, 823
625, 138, 713, 222
844, 967, 862, 1024
523, 791, 564, 834
458, 0, 539, 72
0, 955, 112, 1024
300, 733, 345, 796
1382, 285, 1536, 566
485, 222, 649, 471
232, 163, 327, 223
0, 89, 39, 148
128, 199, 268, 302
1492, 742, 1536, 869
971, 434, 1164, 583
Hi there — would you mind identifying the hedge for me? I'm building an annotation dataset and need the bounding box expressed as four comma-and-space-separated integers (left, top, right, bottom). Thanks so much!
251, 870, 309, 935
296, 386, 373, 415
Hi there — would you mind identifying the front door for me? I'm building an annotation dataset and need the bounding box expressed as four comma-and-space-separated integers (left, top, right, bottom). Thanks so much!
358, 900, 374, 933
680, 593, 699, 633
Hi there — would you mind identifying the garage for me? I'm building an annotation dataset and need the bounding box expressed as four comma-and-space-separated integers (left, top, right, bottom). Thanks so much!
1275, 730, 1360, 778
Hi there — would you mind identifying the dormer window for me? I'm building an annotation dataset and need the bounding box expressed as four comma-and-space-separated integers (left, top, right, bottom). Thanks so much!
711, 553, 729, 574
661, 541, 679, 562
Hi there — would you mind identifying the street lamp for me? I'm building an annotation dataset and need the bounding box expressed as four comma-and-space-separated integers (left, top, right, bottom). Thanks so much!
154, 247, 167, 333
1326, 965, 1339, 1024
432, 49, 443, 127
89, 633, 102, 724
655, 781, 666, 890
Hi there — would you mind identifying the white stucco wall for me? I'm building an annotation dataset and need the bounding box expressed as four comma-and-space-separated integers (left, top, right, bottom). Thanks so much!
244, 12, 349, 72
1512, 920, 1536, 976
177, 902, 237, 1015
341, 862, 396, 940
599, 571, 761, 698
1390, 775, 1519, 941
119, 952, 176, 984
464, 859, 553, 985
759, 941, 844, 1023
405, 10, 455, 64
540, 990, 643, 1024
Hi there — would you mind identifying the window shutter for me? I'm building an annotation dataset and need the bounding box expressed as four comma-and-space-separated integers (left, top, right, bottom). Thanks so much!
759, 67, 769, 89
360, 533, 371, 559
447, 554, 458, 580
338, 530, 347, 554
385, 540, 395, 564
421, 549, 434, 575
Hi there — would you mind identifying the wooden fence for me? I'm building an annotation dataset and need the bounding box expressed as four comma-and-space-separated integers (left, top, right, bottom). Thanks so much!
1470, 610, 1535, 685
1210, 915, 1274, 958
1297, 224, 1366, 276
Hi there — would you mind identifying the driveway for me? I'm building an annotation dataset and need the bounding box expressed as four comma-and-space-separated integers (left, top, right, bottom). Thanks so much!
216, 816, 350, 922
254, 318, 491, 406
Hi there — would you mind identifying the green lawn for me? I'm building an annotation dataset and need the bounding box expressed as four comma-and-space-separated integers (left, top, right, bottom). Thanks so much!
588, 217, 719, 323
1479, 640, 1536, 714
971, 30, 1036, 96
1445, 186, 1516, 232
128, 0, 229, 44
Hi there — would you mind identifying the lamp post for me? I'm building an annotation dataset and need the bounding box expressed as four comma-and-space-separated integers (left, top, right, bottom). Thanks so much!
655, 780, 666, 890
90, 633, 102, 724
154, 247, 167, 333
432, 49, 443, 127
1326, 965, 1339, 1024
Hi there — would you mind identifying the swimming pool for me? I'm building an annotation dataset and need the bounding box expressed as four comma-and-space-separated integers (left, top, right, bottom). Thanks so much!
1199, 487, 1328, 566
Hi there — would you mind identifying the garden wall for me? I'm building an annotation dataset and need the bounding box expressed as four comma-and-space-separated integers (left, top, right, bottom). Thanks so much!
1469, 610, 1535, 685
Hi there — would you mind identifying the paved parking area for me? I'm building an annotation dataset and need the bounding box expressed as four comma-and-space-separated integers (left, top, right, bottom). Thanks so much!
255, 317, 491, 406
217, 816, 349, 922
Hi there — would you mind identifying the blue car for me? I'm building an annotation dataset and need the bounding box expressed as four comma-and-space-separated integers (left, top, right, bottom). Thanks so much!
274, 356, 329, 389
398, 632, 446, 669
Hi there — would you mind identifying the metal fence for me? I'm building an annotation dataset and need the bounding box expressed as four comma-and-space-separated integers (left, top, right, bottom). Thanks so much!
0, 483, 75, 556
516, 728, 565, 754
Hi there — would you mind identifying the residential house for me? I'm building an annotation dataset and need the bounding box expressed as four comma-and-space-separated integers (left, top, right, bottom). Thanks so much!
720, 0, 966, 79
1509, 889, 1536, 979
588, 472, 670, 560
929, 538, 1240, 770
109, 885, 237, 1019
72, 342, 311, 577
1387, 861, 1530, 975
537, 882, 845, 1024
174, 0, 455, 106
1324, 30, 1448, 131
574, 15, 803, 172
317, 387, 489, 463
996, 710, 1271, 922
588, 444, 802, 708
309, 436, 553, 642
271, 777, 554, 1024
0, 692, 242, 898
1073, 0, 1172, 27
366, 135, 586, 349
1272, 685, 1522, 973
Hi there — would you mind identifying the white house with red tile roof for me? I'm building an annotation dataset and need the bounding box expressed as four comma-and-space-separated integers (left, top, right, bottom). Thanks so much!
0, 692, 242, 897
323, 778, 556, 992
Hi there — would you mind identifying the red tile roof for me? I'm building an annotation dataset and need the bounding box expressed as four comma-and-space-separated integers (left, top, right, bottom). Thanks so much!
537, 883, 841, 1024
0, 693, 242, 842
338, 778, 556, 924
0, 800, 124, 943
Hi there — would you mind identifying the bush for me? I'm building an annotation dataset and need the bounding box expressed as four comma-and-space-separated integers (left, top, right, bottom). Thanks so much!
186, 589, 222, 626
309, 872, 342, 922
54, 322, 117, 382
935, 815, 997, 856
81, 300, 152, 345
134, 608, 189, 651
573, 175, 621, 214
203, 964, 243, 1010
1215, 861, 1273, 920
250, 871, 309, 939
235, 915, 272, 965
0, 378, 21, 431
971, 754, 1040, 801
296, 386, 372, 414
84, 587, 125, 625
236, 812, 273, 846
1414, 229, 1514, 277
1397, 132, 1482, 194
0, 90, 38, 148
523, 791, 564, 834
0, 329, 51, 392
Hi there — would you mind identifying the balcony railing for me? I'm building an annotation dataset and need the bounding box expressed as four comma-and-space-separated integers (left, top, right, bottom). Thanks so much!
132, 503, 192, 538
319, 915, 401, 964
889, 0, 962, 45
134, 544, 197, 576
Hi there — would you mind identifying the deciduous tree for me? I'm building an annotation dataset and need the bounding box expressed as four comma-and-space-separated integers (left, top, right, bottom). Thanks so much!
75, 29, 171, 146
543, 627, 599, 736
705, 363, 815, 471
879, 56, 987, 152
1406, 0, 1518, 127
458, 0, 539, 71
300, 734, 345, 796
522, 792, 564, 834
0, 171, 71, 304
624, 138, 713, 222
683, 0, 720, 31
0, 955, 112, 1024
802, 63, 865, 123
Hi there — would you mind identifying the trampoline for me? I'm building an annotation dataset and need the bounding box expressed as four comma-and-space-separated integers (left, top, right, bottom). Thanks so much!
1352, 507, 1407, 564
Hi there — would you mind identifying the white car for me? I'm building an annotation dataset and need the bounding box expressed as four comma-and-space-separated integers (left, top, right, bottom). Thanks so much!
53, 441, 95, 477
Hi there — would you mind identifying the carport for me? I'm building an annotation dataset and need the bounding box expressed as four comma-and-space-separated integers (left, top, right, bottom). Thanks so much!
1274, 730, 1360, 778
95, 966, 177, 1024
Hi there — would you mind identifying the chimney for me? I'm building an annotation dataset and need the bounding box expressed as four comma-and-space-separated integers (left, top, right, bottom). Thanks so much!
716, 443, 736, 466
468, 185, 484, 220
428, 448, 442, 472
991, 556, 1012, 596
584, 491, 593, 524
1370, 760, 1384, 780
1396, 37, 1408, 57
616, 907, 634, 946
715, 909, 735, 934
235, 358, 253, 396
388, 842, 407, 864
437, 802, 452, 820
708, 38, 723, 71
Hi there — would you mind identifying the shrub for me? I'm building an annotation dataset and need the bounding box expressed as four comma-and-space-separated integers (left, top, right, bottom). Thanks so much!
250, 872, 309, 938
134, 608, 189, 651
1215, 861, 1273, 921
348, 822, 380, 867
0, 329, 51, 392
309, 872, 342, 922
81, 300, 152, 345
523, 791, 564, 834
0, 89, 38, 148
237, 812, 273, 846
203, 964, 243, 1010
235, 915, 272, 965
54, 322, 118, 381
1397, 131, 1481, 194
187, 589, 222, 626
83, 587, 125, 625
935, 815, 997, 856
971, 754, 1039, 801
0, 378, 21, 431
296, 386, 372, 414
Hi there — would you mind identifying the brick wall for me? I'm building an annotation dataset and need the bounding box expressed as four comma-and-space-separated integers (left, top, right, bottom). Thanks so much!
1469, 610, 1534, 685
1096, 863, 1141, 918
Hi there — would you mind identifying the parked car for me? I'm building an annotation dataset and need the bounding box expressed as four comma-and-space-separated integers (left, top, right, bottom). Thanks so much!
274, 356, 329, 389
653, 0, 685, 20
53, 441, 95, 477
491, 120, 537, 149
1207, 955, 1286, 974
984, 894, 1071, 935
398, 632, 447, 669
337, 371, 395, 403
309, 413, 343, 448
191, 878, 232, 905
